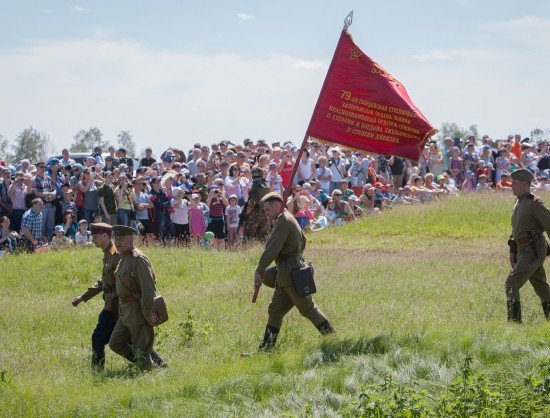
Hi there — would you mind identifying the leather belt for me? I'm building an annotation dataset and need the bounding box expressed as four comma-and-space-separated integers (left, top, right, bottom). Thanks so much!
120, 294, 138, 304
516, 234, 541, 246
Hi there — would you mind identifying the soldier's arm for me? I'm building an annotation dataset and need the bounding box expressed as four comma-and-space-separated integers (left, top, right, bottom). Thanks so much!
135, 257, 156, 319
256, 218, 289, 273
532, 200, 550, 237
79, 280, 103, 303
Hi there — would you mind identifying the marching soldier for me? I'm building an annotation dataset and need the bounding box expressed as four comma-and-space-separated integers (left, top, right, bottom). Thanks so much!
254, 192, 335, 349
108, 225, 164, 369
506, 168, 550, 322
72, 223, 165, 370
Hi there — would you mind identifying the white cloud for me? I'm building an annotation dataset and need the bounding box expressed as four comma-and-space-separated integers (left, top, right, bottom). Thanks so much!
236, 12, 253, 21
71, 5, 91, 13
41, 9, 52, 14
0, 38, 325, 153
292, 60, 327, 70
412, 50, 452, 62
479, 15, 550, 48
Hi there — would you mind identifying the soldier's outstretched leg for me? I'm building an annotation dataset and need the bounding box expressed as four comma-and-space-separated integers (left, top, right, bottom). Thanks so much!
316, 320, 335, 335
150, 350, 167, 368
282, 286, 330, 330
259, 325, 280, 350
507, 299, 522, 323
91, 349, 105, 371
505, 252, 540, 323
91, 309, 116, 371
542, 301, 550, 320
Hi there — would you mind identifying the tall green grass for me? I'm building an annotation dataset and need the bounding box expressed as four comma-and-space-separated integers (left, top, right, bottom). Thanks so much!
1, 193, 549, 416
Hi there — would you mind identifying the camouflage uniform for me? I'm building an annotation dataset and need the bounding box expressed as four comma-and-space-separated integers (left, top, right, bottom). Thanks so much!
243, 172, 270, 240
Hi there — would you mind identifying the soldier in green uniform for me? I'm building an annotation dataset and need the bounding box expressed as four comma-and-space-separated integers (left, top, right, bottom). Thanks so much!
72, 223, 165, 370
108, 225, 160, 369
242, 167, 270, 241
506, 168, 550, 322
254, 192, 335, 349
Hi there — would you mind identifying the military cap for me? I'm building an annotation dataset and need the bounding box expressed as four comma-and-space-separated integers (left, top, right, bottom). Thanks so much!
260, 192, 283, 204
90, 222, 113, 236
510, 168, 534, 183
112, 225, 135, 237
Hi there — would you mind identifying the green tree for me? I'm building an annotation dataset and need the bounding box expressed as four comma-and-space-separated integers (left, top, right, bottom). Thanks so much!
117, 130, 136, 157
0, 134, 13, 163
437, 122, 468, 142
70, 127, 108, 152
530, 128, 549, 143
467, 124, 479, 141
12, 127, 51, 163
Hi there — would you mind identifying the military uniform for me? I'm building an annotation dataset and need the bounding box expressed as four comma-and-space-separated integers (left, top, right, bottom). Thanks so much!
109, 238, 157, 368
243, 171, 271, 240
256, 192, 334, 348
506, 169, 550, 322
78, 239, 120, 369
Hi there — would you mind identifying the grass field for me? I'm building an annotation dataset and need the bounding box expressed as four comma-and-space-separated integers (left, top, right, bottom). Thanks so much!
1, 193, 550, 417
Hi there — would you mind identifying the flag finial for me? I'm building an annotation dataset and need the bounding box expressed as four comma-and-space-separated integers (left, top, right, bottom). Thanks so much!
343, 11, 353, 32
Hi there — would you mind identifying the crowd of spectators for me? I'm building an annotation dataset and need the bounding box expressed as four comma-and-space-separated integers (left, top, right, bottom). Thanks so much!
1, 132, 549, 256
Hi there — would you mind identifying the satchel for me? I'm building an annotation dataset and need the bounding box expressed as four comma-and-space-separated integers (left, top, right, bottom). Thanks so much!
290, 263, 316, 297
123, 257, 169, 327
153, 295, 169, 325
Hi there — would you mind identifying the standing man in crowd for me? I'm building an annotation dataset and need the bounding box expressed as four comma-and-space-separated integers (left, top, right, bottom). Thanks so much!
254, 192, 335, 349
20, 198, 44, 252
108, 225, 161, 369
506, 168, 550, 322
140, 147, 156, 168
31, 162, 56, 241
72, 223, 165, 370
98, 172, 118, 225
0, 167, 13, 218
117, 148, 134, 176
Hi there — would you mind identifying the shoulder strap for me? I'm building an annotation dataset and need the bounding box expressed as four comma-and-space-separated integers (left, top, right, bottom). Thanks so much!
117, 255, 141, 298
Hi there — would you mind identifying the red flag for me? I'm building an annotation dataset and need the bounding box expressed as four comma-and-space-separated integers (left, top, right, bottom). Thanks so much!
306, 30, 436, 161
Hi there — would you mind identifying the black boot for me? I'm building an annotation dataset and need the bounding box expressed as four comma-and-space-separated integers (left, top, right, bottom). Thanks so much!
507, 300, 522, 323
150, 350, 168, 368
542, 301, 550, 321
259, 325, 280, 350
91, 349, 105, 371
316, 320, 336, 335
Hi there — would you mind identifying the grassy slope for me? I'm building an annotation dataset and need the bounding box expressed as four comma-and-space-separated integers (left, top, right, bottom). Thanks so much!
1, 193, 550, 416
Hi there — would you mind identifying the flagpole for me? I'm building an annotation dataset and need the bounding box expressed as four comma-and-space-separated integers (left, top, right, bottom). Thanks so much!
280, 11, 354, 208
252, 11, 354, 304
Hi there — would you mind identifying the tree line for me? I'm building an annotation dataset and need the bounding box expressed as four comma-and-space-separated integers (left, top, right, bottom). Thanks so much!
0, 127, 136, 164
1, 123, 548, 165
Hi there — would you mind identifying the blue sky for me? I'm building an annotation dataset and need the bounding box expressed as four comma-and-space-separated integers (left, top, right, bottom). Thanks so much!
1, 0, 549, 155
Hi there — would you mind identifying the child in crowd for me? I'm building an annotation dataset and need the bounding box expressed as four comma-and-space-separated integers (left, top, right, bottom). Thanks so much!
266, 162, 283, 193
189, 193, 206, 245
75, 219, 93, 247
225, 194, 242, 248
293, 195, 315, 230
310, 207, 329, 231
476, 174, 493, 192
325, 199, 337, 226
170, 187, 190, 246
61, 184, 77, 216
61, 209, 78, 239
200, 231, 214, 249
51, 225, 73, 250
